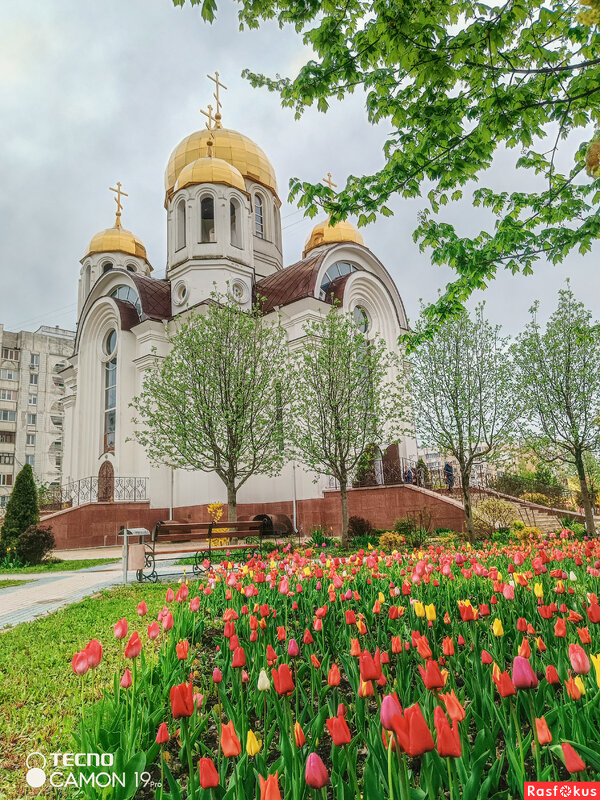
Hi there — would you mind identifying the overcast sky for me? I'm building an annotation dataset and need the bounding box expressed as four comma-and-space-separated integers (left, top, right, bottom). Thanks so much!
1, 0, 598, 336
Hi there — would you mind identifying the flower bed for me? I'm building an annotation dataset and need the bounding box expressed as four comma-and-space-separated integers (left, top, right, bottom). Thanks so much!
70, 531, 600, 799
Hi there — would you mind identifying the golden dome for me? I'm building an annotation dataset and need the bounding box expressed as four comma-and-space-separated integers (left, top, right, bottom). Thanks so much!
85, 223, 148, 262
165, 127, 277, 204
303, 218, 365, 257
174, 156, 246, 193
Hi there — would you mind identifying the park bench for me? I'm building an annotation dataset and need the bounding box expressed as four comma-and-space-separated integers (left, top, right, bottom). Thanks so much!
127, 519, 266, 583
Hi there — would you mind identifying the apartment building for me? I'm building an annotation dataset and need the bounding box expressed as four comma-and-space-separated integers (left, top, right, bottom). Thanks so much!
0, 324, 75, 510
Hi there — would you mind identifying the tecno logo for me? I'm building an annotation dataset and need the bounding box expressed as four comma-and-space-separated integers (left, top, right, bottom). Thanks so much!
25, 751, 116, 789
525, 783, 600, 798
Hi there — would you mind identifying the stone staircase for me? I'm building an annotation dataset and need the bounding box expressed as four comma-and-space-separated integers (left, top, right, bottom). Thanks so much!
469, 488, 576, 533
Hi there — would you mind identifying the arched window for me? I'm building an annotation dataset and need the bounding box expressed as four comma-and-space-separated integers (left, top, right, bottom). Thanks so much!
319, 261, 358, 300
175, 199, 186, 250
83, 263, 91, 296
126, 264, 137, 273
273, 202, 280, 245
102, 261, 113, 274
103, 330, 117, 452
200, 196, 215, 243
254, 194, 264, 239
110, 285, 142, 316
230, 198, 242, 248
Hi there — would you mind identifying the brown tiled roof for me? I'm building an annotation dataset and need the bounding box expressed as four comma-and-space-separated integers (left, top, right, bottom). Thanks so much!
254, 251, 327, 314
113, 298, 141, 331
130, 275, 172, 320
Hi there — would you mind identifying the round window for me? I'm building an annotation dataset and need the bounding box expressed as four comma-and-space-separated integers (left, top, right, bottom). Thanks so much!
173, 281, 189, 306
105, 329, 117, 356
353, 305, 369, 334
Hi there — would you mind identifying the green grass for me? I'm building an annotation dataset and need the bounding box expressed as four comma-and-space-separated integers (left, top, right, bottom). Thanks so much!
0, 579, 30, 589
0, 581, 174, 800
0, 557, 119, 574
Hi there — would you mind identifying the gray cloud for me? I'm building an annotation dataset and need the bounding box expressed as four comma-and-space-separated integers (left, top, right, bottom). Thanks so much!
0, 0, 597, 336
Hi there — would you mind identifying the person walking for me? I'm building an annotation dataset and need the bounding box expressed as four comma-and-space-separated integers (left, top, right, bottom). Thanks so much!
443, 461, 455, 493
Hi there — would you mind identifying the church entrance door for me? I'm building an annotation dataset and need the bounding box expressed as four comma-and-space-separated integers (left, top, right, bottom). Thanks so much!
98, 461, 114, 502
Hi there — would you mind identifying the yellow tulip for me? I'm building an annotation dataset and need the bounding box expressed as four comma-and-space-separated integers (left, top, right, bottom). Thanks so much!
492, 662, 501, 681
413, 601, 425, 618
591, 654, 600, 689
534, 583, 544, 598
378, 592, 385, 604
425, 603, 436, 621
574, 676, 586, 696
492, 618, 504, 637
246, 729, 261, 756
497, 572, 502, 582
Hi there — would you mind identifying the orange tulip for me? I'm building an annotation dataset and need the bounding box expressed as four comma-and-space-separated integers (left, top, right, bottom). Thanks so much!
259, 772, 282, 800
221, 720, 242, 757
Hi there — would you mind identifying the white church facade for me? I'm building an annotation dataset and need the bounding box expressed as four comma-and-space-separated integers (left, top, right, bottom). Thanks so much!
62, 88, 417, 521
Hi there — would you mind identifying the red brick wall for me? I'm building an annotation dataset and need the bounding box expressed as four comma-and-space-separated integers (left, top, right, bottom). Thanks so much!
47, 484, 466, 551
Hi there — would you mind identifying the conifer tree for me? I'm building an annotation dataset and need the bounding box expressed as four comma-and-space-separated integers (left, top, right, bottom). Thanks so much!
0, 464, 39, 548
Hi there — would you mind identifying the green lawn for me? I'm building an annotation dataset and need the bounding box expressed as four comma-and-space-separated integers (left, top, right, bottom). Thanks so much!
0, 582, 172, 800
0, 557, 119, 574
0, 579, 30, 589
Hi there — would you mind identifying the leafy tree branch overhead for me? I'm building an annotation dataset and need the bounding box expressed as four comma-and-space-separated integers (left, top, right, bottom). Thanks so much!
175, 0, 600, 338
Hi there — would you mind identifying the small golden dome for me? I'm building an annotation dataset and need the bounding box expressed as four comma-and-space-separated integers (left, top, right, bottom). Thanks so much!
303, 218, 364, 257
174, 156, 246, 193
85, 224, 148, 261
165, 127, 277, 205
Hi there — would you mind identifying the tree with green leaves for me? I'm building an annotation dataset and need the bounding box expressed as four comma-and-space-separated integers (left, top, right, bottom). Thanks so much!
131, 295, 289, 521
408, 305, 517, 540
0, 463, 39, 548
514, 286, 600, 535
288, 306, 404, 547
175, 0, 600, 340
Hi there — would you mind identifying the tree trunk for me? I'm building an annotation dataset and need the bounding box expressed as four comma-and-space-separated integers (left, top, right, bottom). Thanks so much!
574, 451, 596, 536
461, 470, 475, 541
226, 483, 237, 522
340, 482, 350, 549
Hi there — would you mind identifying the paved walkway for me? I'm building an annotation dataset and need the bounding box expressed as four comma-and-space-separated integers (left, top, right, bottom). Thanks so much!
0, 554, 189, 630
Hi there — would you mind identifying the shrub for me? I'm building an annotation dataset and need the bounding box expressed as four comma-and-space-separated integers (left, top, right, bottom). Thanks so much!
15, 524, 55, 565
473, 498, 518, 539
512, 520, 525, 531
309, 526, 334, 548
378, 532, 404, 551
514, 525, 542, 542
520, 492, 552, 507
570, 522, 586, 538
348, 516, 374, 540
393, 516, 417, 538
0, 464, 39, 549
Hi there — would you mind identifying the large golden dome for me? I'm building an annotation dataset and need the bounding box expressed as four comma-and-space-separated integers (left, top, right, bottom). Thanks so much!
174, 156, 246, 194
85, 223, 148, 262
165, 127, 277, 204
303, 218, 364, 257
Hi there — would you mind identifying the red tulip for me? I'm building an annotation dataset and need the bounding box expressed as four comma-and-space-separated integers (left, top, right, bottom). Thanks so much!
162, 611, 174, 631
232, 646, 246, 668
165, 587, 174, 603
434, 706, 461, 758
113, 618, 128, 640
554, 618, 567, 637
535, 717, 552, 745
326, 714, 352, 746
493, 671, 516, 697
85, 639, 102, 669
287, 639, 300, 658
545, 665, 560, 684
390, 703, 435, 757
137, 601, 148, 616
198, 757, 219, 788
438, 690, 465, 722
442, 637, 454, 656
294, 721, 306, 747
562, 742, 586, 773
220, 720, 241, 757
176, 639, 190, 661
328, 664, 341, 687
418, 659, 445, 689
71, 650, 89, 676
170, 681, 194, 719
124, 632, 142, 659
359, 650, 381, 681
156, 722, 169, 743
272, 664, 295, 696
190, 596, 200, 612
147, 621, 160, 640
212, 668, 223, 684
120, 668, 132, 688
305, 753, 330, 789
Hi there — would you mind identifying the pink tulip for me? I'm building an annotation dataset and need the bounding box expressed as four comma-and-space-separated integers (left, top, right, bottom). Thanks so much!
305, 753, 330, 789
137, 601, 148, 616
190, 596, 200, 612
84, 639, 102, 669
71, 650, 89, 676
147, 621, 160, 640
113, 618, 128, 640
120, 668, 132, 688
512, 656, 538, 690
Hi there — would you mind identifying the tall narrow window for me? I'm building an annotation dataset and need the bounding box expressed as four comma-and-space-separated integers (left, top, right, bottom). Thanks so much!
273, 202, 280, 245
175, 199, 186, 250
254, 194, 264, 239
200, 196, 215, 242
230, 199, 241, 248
104, 330, 117, 452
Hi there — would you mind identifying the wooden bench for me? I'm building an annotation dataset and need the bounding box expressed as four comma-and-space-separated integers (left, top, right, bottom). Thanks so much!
134, 519, 265, 583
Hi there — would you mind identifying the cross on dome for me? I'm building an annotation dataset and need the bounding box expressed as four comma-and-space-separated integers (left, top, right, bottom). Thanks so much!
322, 172, 337, 191
109, 181, 128, 229
207, 71, 228, 128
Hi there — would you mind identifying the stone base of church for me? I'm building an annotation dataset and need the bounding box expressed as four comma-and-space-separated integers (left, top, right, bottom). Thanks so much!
44, 484, 466, 550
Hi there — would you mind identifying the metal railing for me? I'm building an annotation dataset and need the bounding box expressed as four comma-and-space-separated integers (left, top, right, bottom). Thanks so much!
39, 476, 148, 510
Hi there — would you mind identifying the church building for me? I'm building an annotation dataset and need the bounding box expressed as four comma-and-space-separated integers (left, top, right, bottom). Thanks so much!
61, 77, 417, 523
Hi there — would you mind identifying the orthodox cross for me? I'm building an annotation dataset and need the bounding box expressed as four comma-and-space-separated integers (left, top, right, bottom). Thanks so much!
200, 103, 214, 130
109, 181, 128, 227
322, 172, 337, 191
207, 71, 227, 126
